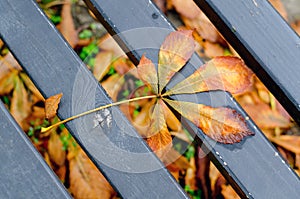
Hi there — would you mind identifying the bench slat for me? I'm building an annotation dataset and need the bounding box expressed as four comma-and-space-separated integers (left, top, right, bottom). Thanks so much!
0, 101, 71, 199
194, 0, 300, 124
0, 0, 188, 198
85, 0, 300, 198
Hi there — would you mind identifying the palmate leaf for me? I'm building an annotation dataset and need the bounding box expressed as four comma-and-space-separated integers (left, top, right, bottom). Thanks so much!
158, 30, 195, 93
164, 98, 253, 144
164, 56, 253, 96
133, 31, 254, 145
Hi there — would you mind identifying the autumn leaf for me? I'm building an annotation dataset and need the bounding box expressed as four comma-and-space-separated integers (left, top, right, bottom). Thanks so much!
101, 74, 124, 101
60, 0, 78, 48
0, 69, 18, 95
243, 103, 291, 129
146, 99, 167, 136
158, 30, 195, 93
45, 93, 63, 119
137, 55, 158, 94
146, 99, 173, 158
93, 51, 114, 81
164, 99, 253, 144
147, 122, 172, 159
11, 77, 31, 126
165, 56, 253, 96
48, 130, 66, 166
68, 149, 116, 199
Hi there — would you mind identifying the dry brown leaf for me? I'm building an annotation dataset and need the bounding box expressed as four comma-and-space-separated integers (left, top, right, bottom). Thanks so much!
0, 69, 18, 95
137, 55, 158, 94
221, 184, 240, 199
166, 56, 253, 96
2, 52, 22, 71
158, 30, 195, 93
164, 99, 253, 144
60, 0, 78, 48
203, 41, 225, 58
269, 135, 300, 154
11, 77, 31, 126
94, 51, 113, 81
68, 149, 116, 199
172, 0, 224, 43
98, 34, 126, 58
172, 0, 201, 19
243, 103, 291, 129
19, 72, 44, 101
45, 93, 63, 119
101, 74, 124, 101
48, 131, 66, 166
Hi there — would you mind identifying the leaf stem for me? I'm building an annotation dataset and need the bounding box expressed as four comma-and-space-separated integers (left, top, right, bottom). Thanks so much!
41, 95, 157, 133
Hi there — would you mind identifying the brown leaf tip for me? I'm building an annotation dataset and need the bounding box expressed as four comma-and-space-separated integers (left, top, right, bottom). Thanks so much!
207, 108, 254, 144
161, 29, 195, 62
45, 93, 63, 119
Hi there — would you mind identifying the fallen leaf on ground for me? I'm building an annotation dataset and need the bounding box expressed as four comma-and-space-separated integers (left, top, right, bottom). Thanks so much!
45, 93, 63, 119
243, 103, 291, 129
164, 99, 253, 144
60, 0, 78, 48
269, 135, 300, 154
101, 74, 124, 101
94, 51, 113, 81
11, 77, 31, 126
221, 184, 240, 199
172, 0, 224, 43
48, 131, 66, 166
68, 149, 116, 199
0, 69, 18, 95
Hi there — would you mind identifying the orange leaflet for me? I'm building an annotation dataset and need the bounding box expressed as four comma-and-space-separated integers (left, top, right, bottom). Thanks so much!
147, 123, 172, 159
165, 56, 253, 96
158, 30, 195, 93
147, 99, 166, 137
164, 98, 253, 144
137, 55, 158, 94
45, 93, 63, 119
146, 99, 173, 158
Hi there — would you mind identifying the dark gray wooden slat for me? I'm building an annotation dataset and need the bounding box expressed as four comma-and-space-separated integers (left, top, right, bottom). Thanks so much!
85, 0, 300, 198
0, 101, 71, 199
0, 0, 188, 198
194, 0, 300, 125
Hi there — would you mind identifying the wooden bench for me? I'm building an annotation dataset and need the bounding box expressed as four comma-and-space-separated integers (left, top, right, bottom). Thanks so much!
0, 0, 299, 198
